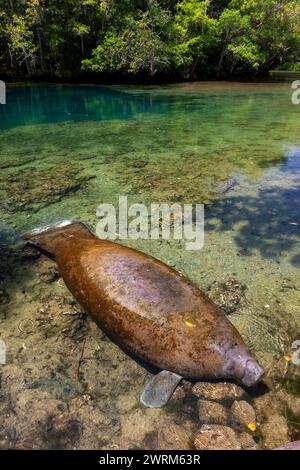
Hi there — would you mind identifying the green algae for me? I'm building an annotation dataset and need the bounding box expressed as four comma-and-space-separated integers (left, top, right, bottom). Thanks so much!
0, 163, 95, 214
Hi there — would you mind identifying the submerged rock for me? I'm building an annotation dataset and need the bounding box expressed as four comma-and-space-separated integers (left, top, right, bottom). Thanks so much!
217, 178, 238, 195
198, 400, 229, 426
194, 425, 241, 450
192, 382, 247, 403
195, 386, 258, 440
261, 414, 289, 449
194, 423, 258, 451
239, 432, 258, 450
208, 278, 246, 315
157, 425, 192, 450
275, 388, 300, 417
231, 400, 256, 430
253, 387, 300, 447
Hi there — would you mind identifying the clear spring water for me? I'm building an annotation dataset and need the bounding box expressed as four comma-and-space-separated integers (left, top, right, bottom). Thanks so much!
0, 83, 300, 448
1, 82, 300, 350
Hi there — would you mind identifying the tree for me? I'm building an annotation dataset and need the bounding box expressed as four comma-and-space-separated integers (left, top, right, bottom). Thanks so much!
218, 0, 300, 75
0, 0, 299, 79
0, 1, 38, 75
168, 0, 221, 78
82, 2, 171, 75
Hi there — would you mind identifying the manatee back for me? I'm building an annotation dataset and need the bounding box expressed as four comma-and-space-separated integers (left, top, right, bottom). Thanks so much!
78, 241, 220, 324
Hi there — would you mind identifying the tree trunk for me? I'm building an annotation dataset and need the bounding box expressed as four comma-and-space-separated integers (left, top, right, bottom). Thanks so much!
8, 46, 14, 70
38, 29, 45, 71
80, 36, 85, 56
22, 48, 32, 75
217, 31, 228, 77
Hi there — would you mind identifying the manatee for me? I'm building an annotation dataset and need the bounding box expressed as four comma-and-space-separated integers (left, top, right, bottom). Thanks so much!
23, 220, 264, 407
274, 440, 300, 451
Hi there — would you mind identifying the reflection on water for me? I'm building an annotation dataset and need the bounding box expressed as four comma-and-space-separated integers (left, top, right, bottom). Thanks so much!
0, 85, 161, 127
0, 84, 223, 129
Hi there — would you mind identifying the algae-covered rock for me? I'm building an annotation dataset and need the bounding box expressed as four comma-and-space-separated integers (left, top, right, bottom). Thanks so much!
192, 382, 247, 403
231, 400, 256, 430
208, 278, 246, 314
157, 425, 192, 450
239, 432, 258, 450
261, 414, 289, 449
194, 423, 259, 451
198, 400, 229, 426
0, 164, 94, 214
194, 424, 241, 450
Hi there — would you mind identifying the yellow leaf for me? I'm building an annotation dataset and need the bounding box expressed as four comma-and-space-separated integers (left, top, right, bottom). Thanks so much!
184, 321, 195, 328
248, 423, 257, 432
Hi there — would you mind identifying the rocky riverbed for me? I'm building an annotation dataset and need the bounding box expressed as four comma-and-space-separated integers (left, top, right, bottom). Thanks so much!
0, 242, 300, 450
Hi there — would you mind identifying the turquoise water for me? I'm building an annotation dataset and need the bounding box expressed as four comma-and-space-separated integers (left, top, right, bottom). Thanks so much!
0, 85, 171, 128
1, 81, 300, 378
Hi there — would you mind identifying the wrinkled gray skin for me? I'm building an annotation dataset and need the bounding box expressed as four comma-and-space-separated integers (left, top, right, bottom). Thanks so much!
143, 345, 264, 408
275, 441, 300, 451
222, 345, 264, 387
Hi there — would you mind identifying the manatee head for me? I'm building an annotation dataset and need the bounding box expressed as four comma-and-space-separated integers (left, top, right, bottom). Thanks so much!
222, 345, 264, 387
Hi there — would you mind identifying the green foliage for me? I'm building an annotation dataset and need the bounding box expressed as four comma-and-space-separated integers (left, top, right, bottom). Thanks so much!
218, 0, 300, 74
82, 11, 171, 75
168, 0, 221, 77
0, 0, 299, 79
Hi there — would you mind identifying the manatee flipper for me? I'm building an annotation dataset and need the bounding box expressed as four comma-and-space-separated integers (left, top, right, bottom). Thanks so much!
141, 370, 183, 408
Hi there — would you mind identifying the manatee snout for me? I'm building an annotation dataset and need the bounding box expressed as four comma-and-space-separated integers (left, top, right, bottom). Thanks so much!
223, 346, 264, 387
241, 359, 264, 387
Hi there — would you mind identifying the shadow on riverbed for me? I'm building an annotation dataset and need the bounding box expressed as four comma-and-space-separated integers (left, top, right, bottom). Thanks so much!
207, 178, 300, 266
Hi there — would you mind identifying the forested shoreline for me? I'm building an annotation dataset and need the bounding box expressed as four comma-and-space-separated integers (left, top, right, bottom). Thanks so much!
0, 0, 299, 82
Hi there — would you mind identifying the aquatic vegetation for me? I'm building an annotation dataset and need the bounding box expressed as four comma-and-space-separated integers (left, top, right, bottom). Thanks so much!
282, 370, 300, 398
0, 164, 94, 214
208, 278, 247, 315
285, 408, 300, 441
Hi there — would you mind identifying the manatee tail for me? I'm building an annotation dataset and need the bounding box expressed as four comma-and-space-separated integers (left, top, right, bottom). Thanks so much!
23, 220, 92, 257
